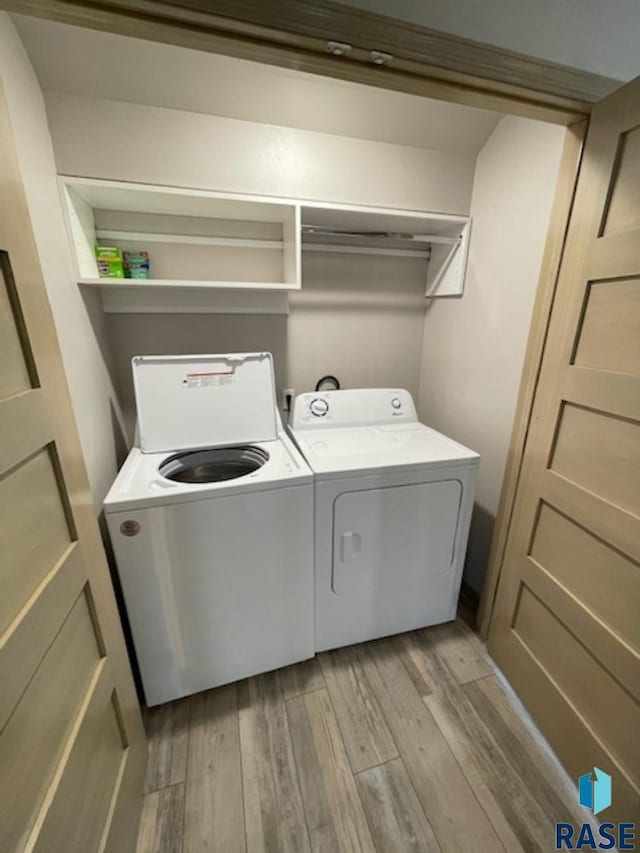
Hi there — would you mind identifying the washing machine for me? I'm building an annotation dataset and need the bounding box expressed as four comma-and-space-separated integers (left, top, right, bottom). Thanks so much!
290, 388, 478, 651
105, 352, 314, 706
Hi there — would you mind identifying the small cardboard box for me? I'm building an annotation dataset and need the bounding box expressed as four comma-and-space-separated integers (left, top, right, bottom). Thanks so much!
95, 246, 125, 279
123, 250, 150, 279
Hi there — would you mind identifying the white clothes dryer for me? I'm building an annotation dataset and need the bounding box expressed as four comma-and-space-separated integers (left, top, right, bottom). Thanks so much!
290, 388, 478, 652
105, 352, 314, 706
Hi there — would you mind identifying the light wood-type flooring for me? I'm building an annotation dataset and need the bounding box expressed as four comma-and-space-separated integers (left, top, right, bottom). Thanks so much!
136, 615, 592, 853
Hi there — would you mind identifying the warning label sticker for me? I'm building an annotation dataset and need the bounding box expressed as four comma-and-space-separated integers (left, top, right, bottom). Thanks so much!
183, 371, 235, 388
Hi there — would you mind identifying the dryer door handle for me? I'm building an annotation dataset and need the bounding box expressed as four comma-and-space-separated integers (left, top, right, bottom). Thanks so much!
340, 530, 362, 562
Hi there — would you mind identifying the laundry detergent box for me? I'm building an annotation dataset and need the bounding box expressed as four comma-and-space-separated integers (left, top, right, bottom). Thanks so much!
123, 250, 150, 279
95, 246, 125, 279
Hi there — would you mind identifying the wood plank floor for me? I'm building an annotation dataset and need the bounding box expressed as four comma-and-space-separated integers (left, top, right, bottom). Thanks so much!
136, 617, 592, 853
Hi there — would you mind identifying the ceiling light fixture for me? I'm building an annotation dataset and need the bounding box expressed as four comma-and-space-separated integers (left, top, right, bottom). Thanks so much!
369, 50, 393, 65
327, 41, 352, 57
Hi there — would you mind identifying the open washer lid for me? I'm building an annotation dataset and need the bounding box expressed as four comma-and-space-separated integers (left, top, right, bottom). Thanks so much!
132, 352, 278, 453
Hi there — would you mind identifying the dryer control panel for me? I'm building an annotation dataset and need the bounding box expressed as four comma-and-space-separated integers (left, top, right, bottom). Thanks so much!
291, 388, 417, 429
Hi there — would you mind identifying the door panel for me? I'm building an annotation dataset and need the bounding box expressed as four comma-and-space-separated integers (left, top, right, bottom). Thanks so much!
0, 255, 34, 397
0, 446, 74, 633
32, 675, 130, 853
488, 75, 640, 826
573, 278, 640, 373
529, 504, 639, 649
549, 403, 639, 514
1, 593, 101, 853
0, 81, 146, 852
332, 480, 461, 594
512, 587, 640, 771
601, 124, 640, 234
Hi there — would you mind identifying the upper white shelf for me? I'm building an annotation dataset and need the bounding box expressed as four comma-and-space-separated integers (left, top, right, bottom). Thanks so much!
301, 203, 470, 296
60, 176, 471, 310
60, 176, 301, 296
77, 277, 297, 291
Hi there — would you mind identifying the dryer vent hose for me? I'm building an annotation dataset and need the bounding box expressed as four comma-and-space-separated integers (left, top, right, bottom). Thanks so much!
315, 375, 341, 392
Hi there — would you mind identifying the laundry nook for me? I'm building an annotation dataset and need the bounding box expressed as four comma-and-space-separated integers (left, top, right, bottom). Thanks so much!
2, 6, 638, 853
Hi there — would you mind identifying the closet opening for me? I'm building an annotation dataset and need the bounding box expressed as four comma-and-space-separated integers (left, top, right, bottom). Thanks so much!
10, 11, 580, 623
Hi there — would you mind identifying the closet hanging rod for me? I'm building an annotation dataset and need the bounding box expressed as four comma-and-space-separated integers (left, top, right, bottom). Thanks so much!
301, 225, 461, 245
302, 244, 430, 259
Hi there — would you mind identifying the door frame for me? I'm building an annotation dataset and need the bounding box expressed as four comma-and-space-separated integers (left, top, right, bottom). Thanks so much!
477, 119, 588, 636
5, 0, 606, 637
5, 0, 609, 122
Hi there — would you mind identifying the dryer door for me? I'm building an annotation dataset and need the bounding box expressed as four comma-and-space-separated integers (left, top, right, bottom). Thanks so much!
332, 479, 462, 595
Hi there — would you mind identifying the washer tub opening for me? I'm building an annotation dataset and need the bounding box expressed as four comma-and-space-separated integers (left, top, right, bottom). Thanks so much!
159, 445, 270, 484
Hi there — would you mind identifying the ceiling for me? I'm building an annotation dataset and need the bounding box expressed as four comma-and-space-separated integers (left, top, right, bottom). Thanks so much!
339, 0, 640, 83
12, 14, 501, 156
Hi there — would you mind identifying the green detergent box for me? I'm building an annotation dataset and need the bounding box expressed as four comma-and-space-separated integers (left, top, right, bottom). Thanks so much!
95, 246, 125, 279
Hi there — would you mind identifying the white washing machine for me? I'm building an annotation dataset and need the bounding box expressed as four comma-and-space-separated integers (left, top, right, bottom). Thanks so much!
290, 388, 478, 651
105, 352, 314, 706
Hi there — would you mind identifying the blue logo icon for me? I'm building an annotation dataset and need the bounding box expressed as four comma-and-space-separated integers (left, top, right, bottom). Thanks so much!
579, 767, 612, 815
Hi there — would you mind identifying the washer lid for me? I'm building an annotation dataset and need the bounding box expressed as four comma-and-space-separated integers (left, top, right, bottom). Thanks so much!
132, 352, 278, 453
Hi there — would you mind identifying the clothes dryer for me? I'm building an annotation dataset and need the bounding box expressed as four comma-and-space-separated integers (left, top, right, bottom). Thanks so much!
290, 388, 478, 651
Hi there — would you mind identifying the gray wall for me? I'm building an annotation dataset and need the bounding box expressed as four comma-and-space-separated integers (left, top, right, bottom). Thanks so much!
418, 115, 565, 592
45, 94, 475, 215
288, 252, 427, 400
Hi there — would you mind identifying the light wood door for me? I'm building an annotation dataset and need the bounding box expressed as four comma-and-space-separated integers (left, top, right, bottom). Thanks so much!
488, 75, 640, 825
0, 83, 147, 851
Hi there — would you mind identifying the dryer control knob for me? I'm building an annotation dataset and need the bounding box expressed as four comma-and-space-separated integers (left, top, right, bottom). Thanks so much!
309, 397, 329, 417
391, 397, 402, 409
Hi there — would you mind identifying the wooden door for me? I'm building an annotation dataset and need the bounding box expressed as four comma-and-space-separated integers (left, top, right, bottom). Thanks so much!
0, 83, 146, 851
488, 76, 640, 824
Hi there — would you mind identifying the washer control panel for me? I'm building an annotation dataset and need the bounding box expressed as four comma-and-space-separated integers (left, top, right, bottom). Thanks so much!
291, 388, 417, 429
